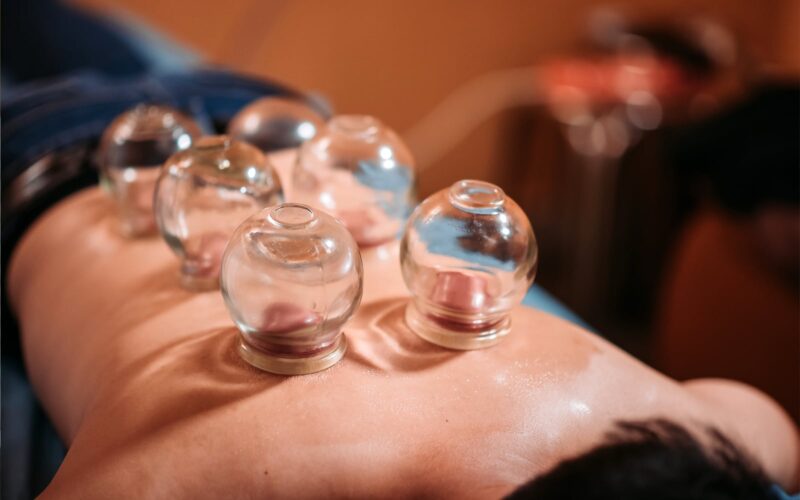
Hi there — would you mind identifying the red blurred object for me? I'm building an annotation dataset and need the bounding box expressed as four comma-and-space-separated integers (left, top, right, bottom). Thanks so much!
541, 55, 701, 107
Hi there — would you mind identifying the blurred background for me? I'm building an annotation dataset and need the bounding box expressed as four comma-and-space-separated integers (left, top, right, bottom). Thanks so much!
13, 0, 797, 191
2, 0, 798, 496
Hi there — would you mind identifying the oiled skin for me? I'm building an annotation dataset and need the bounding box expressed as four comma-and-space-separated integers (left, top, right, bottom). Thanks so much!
8, 154, 798, 498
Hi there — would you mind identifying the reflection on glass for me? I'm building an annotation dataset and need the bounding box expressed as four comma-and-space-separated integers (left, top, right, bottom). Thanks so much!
401, 180, 538, 349
221, 203, 363, 374
98, 104, 201, 237
227, 97, 326, 152
292, 114, 416, 247
154, 136, 284, 291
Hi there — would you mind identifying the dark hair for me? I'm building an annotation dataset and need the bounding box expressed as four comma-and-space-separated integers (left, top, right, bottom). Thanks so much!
506, 419, 774, 500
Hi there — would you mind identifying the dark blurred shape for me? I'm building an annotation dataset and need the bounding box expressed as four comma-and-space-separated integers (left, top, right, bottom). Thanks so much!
590, 15, 719, 78
623, 27, 714, 76
674, 83, 800, 214
1, 0, 147, 83
657, 82, 800, 421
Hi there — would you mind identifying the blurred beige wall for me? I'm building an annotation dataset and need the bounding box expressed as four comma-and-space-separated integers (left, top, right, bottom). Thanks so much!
75, 0, 798, 195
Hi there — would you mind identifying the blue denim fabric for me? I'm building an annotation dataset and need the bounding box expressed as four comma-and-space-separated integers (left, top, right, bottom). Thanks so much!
2, 69, 303, 179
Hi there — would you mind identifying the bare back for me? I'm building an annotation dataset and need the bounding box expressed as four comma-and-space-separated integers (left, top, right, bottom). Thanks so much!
8, 155, 798, 498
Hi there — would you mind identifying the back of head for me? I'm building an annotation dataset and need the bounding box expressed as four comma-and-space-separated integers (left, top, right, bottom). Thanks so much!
507, 419, 774, 500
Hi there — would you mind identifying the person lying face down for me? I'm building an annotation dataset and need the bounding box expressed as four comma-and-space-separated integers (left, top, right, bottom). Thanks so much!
7, 154, 798, 499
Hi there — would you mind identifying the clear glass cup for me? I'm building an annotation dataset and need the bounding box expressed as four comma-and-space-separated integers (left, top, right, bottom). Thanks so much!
221, 203, 363, 374
98, 104, 201, 237
292, 114, 416, 247
154, 136, 284, 291
401, 180, 538, 349
227, 97, 326, 152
